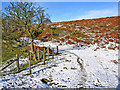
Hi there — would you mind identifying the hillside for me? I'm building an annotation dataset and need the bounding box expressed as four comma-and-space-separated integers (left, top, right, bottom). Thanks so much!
2, 16, 119, 62
38, 16, 119, 50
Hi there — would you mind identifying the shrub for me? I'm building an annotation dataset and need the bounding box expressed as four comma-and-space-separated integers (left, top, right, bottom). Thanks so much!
109, 39, 114, 42
57, 40, 60, 43
84, 40, 90, 44
101, 46, 106, 48
65, 35, 70, 39
115, 39, 118, 43
68, 30, 72, 33
60, 38, 64, 42
108, 46, 115, 50
66, 40, 74, 44
111, 60, 118, 64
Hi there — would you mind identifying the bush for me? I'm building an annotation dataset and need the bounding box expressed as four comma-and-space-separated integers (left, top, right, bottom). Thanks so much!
66, 40, 74, 44
60, 38, 64, 42
65, 35, 70, 39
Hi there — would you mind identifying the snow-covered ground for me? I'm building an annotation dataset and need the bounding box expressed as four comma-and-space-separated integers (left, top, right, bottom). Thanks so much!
0, 41, 118, 89
68, 44, 118, 88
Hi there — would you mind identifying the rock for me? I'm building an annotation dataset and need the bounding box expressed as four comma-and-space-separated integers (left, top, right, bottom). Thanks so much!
41, 78, 50, 84
63, 67, 67, 69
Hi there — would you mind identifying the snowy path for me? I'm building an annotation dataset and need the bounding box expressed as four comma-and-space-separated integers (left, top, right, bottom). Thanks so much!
68, 45, 118, 88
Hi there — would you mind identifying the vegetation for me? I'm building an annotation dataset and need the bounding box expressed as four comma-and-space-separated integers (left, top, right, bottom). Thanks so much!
2, 2, 51, 62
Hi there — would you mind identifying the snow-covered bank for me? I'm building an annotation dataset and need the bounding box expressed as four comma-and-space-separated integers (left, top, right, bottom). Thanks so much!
0, 41, 118, 88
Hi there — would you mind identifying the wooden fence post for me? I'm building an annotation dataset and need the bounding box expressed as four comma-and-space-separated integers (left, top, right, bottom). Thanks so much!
52, 48, 54, 59
29, 52, 31, 74
38, 48, 40, 61
34, 50, 37, 62
47, 46, 49, 56
57, 46, 58, 55
43, 48, 46, 65
16, 54, 19, 72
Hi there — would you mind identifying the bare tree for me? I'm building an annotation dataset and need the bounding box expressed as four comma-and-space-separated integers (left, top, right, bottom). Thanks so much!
2, 2, 51, 61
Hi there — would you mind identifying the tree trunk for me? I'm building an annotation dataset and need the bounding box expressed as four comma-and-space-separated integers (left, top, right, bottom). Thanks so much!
16, 54, 19, 72
23, 37, 24, 45
31, 38, 34, 52
30, 38, 37, 61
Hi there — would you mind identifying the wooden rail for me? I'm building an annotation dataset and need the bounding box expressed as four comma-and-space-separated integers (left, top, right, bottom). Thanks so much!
0, 58, 17, 71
